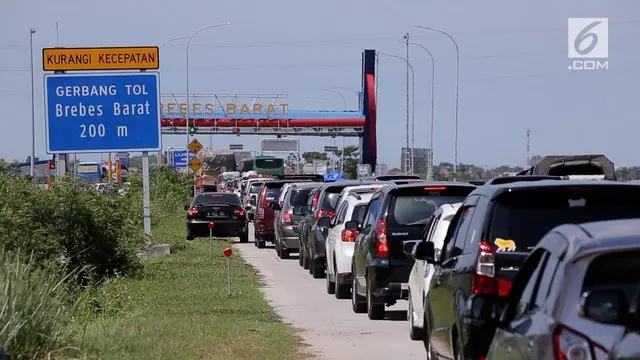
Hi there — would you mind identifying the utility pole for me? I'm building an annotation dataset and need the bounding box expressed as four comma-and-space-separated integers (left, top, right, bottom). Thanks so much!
526, 128, 531, 168
403, 33, 411, 174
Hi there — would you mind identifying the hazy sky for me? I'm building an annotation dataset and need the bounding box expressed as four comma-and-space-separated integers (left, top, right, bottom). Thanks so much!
1, 0, 638, 168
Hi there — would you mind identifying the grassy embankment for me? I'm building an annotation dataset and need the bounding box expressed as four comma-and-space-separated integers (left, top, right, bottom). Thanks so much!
71, 213, 304, 360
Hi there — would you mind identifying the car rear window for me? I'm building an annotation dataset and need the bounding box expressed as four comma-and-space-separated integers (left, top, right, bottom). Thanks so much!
320, 187, 347, 211
351, 204, 367, 223
582, 250, 640, 307
488, 186, 640, 252
249, 183, 264, 193
289, 189, 313, 207
194, 193, 240, 205
388, 186, 474, 227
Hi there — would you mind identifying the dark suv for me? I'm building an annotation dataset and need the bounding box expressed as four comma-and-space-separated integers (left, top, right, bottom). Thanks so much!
347, 182, 476, 320
414, 180, 640, 360
296, 181, 371, 278
274, 182, 320, 259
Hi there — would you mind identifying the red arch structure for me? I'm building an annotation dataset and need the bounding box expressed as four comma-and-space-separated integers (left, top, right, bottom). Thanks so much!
160, 50, 378, 172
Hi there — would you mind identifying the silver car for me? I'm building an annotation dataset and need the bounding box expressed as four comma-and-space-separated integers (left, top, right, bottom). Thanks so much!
486, 218, 640, 360
274, 182, 319, 259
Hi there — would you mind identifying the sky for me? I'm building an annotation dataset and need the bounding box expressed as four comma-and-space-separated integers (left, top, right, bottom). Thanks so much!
0, 0, 638, 168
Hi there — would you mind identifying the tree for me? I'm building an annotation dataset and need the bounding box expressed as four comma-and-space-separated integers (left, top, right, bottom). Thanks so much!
302, 151, 328, 163
336, 145, 359, 179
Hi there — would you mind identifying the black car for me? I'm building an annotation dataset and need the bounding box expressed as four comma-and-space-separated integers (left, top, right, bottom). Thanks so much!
295, 180, 371, 278
347, 182, 476, 320
414, 180, 640, 360
185, 192, 248, 242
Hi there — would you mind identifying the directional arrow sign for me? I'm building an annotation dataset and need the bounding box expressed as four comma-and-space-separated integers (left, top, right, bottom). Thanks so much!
188, 138, 203, 154
189, 157, 202, 173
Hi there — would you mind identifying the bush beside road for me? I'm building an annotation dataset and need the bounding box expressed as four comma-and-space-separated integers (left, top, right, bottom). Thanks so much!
70, 214, 303, 360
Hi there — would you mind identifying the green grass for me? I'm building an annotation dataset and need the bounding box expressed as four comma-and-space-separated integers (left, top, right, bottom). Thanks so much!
68, 213, 303, 360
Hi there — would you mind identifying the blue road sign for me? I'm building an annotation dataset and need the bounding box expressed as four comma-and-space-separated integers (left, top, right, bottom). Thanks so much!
170, 149, 193, 168
44, 72, 161, 154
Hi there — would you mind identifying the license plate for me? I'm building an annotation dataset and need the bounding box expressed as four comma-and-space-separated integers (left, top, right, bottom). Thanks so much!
401, 283, 409, 290
207, 212, 225, 218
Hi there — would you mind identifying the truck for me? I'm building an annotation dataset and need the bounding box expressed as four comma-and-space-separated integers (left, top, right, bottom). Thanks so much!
195, 149, 238, 192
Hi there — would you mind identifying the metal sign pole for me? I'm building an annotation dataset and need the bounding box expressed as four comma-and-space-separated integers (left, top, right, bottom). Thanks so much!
142, 151, 151, 242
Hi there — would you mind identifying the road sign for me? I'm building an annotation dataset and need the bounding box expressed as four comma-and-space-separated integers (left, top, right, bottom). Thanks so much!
170, 149, 194, 168
261, 138, 299, 153
357, 164, 371, 179
42, 47, 159, 71
189, 157, 202, 173
229, 144, 243, 150
188, 138, 203, 154
324, 146, 339, 152
44, 72, 161, 154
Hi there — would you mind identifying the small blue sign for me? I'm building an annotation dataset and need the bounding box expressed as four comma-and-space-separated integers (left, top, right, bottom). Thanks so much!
170, 149, 193, 168
44, 72, 161, 154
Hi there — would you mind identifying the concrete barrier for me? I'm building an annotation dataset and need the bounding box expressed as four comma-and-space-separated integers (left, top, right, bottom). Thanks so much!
138, 244, 171, 261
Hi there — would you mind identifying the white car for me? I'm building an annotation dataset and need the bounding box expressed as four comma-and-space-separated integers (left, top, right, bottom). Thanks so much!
324, 185, 381, 298
406, 202, 461, 341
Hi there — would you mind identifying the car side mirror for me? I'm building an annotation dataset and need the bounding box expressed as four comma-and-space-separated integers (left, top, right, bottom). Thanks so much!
270, 202, 281, 211
464, 294, 498, 326
403, 241, 418, 256
344, 220, 359, 231
578, 289, 628, 325
413, 241, 436, 263
184, 205, 190, 211
317, 216, 331, 228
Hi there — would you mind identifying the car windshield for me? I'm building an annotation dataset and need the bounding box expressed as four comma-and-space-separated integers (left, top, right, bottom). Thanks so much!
289, 189, 313, 207
488, 186, 640, 252
194, 193, 240, 205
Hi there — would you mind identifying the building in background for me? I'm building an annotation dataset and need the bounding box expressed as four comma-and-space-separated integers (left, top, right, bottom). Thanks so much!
376, 163, 388, 175
400, 147, 432, 174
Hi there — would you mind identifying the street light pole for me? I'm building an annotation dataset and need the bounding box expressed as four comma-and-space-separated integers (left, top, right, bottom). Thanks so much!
406, 41, 436, 180
416, 25, 459, 179
377, 51, 415, 175
186, 22, 230, 174
320, 88, 347, 109
29, 28, 36, 178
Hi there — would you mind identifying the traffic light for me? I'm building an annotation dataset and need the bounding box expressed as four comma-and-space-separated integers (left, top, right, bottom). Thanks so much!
189, 125, 197, 134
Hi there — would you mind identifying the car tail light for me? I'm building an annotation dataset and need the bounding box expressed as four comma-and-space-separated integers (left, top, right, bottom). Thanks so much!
282, 212, 292, 225
424, 186, 446, 191
341, 229, 357, 242
375, 219, 389, 256
187, 207, 199, 217
233, 208, 245, 217
311, 190, 320, 210
471, 241, 513, 297
317, 209, 335, 219
553, 324, 607, 360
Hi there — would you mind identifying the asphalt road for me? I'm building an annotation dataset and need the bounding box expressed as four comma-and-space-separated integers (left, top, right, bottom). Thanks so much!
236, 224, 426, 360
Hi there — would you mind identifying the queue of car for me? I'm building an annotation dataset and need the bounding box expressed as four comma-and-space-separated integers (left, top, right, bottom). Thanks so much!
190, 172, 640, 359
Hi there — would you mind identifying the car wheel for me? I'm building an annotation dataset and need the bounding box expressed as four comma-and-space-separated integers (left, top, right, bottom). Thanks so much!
186, 233, 194, 241
366, 274, 385, 320
455, 336, 466, 360
302, 250, 310, 269
351, 266, 366, 313
312, 258, 324, 279
408, 291, 425, 340
281, 248, 290, 259
238, 231, 249, 243
326, 266, 336, 294
308, 257, 315, 274
298, 243, 304, 266
334, 261, 350, 299
256, 235, 266, 249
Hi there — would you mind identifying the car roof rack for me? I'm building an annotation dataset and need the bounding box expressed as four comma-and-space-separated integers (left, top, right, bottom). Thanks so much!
275, 174, 324, 182
485, 175, 564, 185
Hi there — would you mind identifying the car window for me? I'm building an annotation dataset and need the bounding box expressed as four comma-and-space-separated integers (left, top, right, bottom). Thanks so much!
249, 183, 263, 194
386, 186, 473, 228
422, 215, 437, 242
362, 198, 381, 230
334, 201, 348, 225
351, 204, 367, 223
489, 186, 640, 252
194, 193, 240, 205
513, 251, 548, 319
264, 185, 283, 200
320, 189, 343, 211
288, 189, 312, 207
534, 253, 560, 307
446, 206, 474, 258
440, 209, 463, 261
582, 250, 640, 307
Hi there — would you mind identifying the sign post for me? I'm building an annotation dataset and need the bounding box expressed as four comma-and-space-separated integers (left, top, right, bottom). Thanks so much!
223, 247, 233, 297
209, 222, 214, 256
42, 46, 161, 242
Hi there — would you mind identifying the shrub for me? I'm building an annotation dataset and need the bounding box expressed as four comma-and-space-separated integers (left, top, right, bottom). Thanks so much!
0, 251, 78, 359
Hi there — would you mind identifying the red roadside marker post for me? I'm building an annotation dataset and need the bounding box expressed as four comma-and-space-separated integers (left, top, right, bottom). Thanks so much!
208, 222, 215, 255
223, 247, 233, 297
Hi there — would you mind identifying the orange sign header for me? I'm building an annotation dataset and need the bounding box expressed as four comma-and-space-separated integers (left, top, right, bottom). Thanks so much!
42, 46, 159, 71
